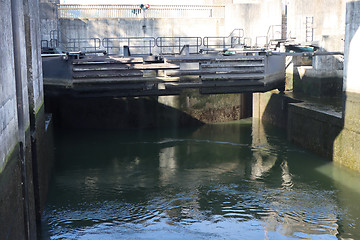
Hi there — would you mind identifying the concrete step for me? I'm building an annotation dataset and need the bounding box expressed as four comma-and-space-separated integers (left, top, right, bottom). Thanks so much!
165, 80, 264, 89
73, 83, 149, 91
164, 55, 265, 63
73, 63, 179, 71
200, 85, 266, 94
201, 73, 264, 80
73, 70, 143, 79
201, 63, 265, 68
72, 77, 162, 84
165, 68, 264, 76
73, 57, 144, 65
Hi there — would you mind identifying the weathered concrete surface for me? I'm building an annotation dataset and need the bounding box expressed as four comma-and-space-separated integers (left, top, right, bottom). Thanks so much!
252, 1, 360, 173
224, 0, 282, 44
0, 0, 37, 238
287, 0, 345, 51
40, 1, 59, 47
25, 0, 44, 111
0, 0, 54, 239
253, 91, 301, 129
0, 0, 18, 173
160, 91, 252, 124
332, 1, 360, 172
0, 145, 26, 240
293, 66, 343, 97
334, 93, 360, 171
286, 0, 345, 96
253, 91, 343, 160
41, 0, 283, 52
288, 101, 343, 160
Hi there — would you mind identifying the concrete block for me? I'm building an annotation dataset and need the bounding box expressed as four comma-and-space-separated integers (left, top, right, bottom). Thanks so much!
293, 66, 343, 97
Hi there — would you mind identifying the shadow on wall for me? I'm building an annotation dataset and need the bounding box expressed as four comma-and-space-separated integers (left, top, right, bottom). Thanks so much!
333, 0, 360, 171
258, 75, 344, 161
291, 54, 344, 98
45, 96, 205, 129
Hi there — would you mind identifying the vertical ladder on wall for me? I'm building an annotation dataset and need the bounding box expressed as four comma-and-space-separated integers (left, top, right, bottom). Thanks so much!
305, 16, 314, 42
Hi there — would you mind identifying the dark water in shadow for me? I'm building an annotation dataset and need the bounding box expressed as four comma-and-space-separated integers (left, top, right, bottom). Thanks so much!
41, 119, 360, 239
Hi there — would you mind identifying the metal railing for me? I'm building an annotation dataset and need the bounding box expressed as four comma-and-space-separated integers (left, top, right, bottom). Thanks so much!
102, 37, 156, 55
255, 25, 282, 48
203, 28, 245, 48
156, 37, 202, 54
44, 29, 250, 55
48, 30, 101, 52
57, 4, 225, 19
65, 38, 102, 52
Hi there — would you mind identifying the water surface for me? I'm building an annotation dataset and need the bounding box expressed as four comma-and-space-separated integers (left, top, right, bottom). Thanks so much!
41, 119, 360, 239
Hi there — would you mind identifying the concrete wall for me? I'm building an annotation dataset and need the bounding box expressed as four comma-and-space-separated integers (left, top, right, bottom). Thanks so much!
253, 91, 343, 161
40, 0, 283, 53
40, 1, 59, 46
59, 17, 226, 39
286, 0, 345, 96
41, 0, 345, 54
252, 1, 360, 173
0, 0, 53, 239
0, 0, 19, 173
224, 0, 282, 46
287, 0, 345, 51
333, 0, 360, 171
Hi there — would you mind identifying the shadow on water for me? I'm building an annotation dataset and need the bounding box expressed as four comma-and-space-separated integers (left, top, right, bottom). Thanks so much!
41, 119, 360, 240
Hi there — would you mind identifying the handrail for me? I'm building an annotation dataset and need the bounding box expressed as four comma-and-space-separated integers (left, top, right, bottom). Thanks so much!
102, 37, 156, 55
203, 28, 245, 48
255, 25, 282, 48
267, 25, 282, 41
41, 40, 49, 49
66, 38, 102, 52
156, 37, 202, 54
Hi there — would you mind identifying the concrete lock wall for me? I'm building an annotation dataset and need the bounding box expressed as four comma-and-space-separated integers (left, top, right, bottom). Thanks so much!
39, 0, 59, 48
287, 0, 345, 97
253, 1, 360, 173
40, 0, 283, 53
333, 0, 360, 171
0, 0, 54, 239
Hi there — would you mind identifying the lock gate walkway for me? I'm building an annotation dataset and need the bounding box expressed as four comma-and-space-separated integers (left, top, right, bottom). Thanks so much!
42, 51, 286, 98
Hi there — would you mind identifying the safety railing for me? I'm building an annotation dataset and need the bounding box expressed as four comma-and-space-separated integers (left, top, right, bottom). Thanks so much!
65, 38, 102, 52
267, 25, 282, 40
49, 29, 72, 50
49, 30, 102, 52
57, 4, 225, 19
156, 37, 202, 55
255, 25, 282, 48
44, 29, 252, 55
203, 28, 245, 48
102, 37, 156, 55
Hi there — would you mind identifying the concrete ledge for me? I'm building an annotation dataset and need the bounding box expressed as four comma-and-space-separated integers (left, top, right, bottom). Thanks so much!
294, 67, 343, 97
288, 102, 343, 159
254, 91, 344, 161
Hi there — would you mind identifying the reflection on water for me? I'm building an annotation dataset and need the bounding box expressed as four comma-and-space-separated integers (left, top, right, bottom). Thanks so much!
41, 119, 360, 239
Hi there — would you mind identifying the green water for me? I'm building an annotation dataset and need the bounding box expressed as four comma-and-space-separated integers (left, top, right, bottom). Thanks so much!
41, 119, 360, 239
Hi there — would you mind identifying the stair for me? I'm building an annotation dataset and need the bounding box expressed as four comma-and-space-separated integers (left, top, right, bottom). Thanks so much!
70, 56, 179, 94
